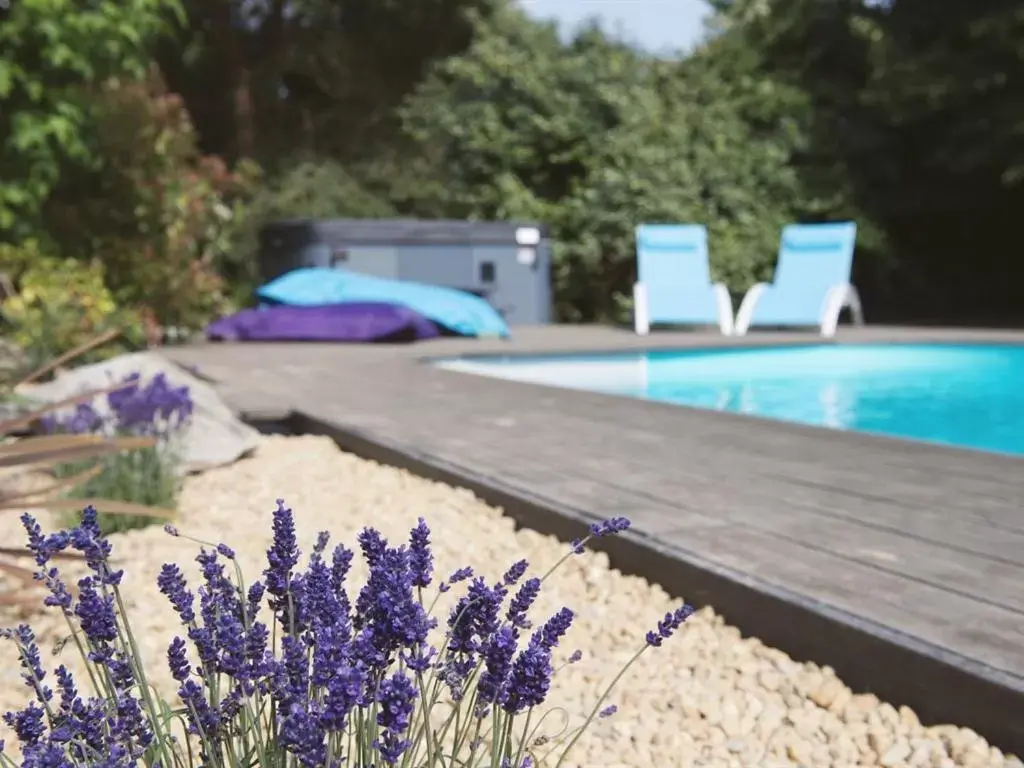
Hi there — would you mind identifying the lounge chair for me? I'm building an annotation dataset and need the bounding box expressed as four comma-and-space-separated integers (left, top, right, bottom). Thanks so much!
733, 221, 864, 338
632, 224, 734, 335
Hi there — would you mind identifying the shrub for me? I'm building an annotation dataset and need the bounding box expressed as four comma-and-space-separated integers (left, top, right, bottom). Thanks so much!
43, 372, 193, 535
43, 68, 258, 337
0, 241, 144, 367
1, 505, 693, 767
0, 333, 175, 613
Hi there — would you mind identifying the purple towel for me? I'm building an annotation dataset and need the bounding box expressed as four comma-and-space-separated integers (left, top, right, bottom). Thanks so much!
205, 302, 442, 343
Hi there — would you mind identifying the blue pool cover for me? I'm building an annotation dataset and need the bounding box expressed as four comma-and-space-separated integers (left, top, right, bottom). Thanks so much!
257, 268, 511, 338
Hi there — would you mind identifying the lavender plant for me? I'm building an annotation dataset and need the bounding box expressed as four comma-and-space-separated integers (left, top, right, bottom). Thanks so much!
43, 373, 194, 534
0, 503, 694, 768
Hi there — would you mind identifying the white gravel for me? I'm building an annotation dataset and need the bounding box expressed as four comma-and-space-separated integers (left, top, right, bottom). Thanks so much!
1, 435, 1020, 767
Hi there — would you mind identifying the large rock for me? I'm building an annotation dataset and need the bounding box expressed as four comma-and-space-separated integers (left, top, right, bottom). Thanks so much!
18, 351, 260, 473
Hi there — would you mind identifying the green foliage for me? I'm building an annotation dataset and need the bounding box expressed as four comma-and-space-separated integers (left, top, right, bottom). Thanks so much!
715, 0, 1024, 322
0, 0, 183, 238
158, 0, 503, 166
43, 70, 257, 334
0, 241, 144, 367
400, 8, 859, 322
225, 158, 397, 303
55, 447, 180, 536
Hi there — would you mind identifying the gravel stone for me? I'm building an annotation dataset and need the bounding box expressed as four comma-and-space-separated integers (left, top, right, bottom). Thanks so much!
0, 434, 1021, 767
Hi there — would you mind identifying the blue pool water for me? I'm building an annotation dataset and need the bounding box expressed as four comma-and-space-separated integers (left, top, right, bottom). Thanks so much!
437, 344, 1024, 456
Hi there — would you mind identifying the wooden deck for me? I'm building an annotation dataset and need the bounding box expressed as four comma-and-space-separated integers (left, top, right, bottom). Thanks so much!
163, 326, 1024, 755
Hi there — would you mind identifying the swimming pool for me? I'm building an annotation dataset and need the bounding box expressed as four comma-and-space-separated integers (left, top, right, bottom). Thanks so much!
437, 343, 1024, 456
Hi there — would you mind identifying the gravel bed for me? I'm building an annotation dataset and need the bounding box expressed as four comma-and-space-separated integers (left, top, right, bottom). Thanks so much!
0, 434, 1020, 768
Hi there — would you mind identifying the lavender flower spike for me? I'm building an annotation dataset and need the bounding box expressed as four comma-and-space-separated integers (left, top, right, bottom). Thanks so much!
645, 603, 696, 647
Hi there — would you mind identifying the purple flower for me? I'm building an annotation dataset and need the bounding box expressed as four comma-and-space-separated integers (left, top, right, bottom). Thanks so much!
313, 530, 330, 555
245, 581, 265, 623
357, 527, 388, 568
599, 704, 618, 718
69, 507, 121, 585
278, 635, 310, 705
501, 559, 529, 587
3, 703, 45, 746
589, 516, 631, 537
54, 665, 77, 714
538, 607, 574, 650
216, 543, 235, 559
439, 565, 474, 593
353, 546, 433, 676
320, 663, 364, 731
374, 672, 416, 764
476, 626, 518, 709
500, 635, 553, 714
167, 637, 191, 682
506, 577, 540, 629
178, 679, 220, 739
158, 563, 196, 624
0, 626, 51, 709
645, 603, 695, 647
568, 649, 583, 664
21, 514, 67, 568
408, 518, 432, 588
330, 543, 353, 594
279, 703, 326, 768
244, 621, 271, 676
74, 577, 118, 651
21, 741, 72, 768
443, 577, 504, 699
265, 499, 300, 614
195, 550, 247, 677
107, 372, 193, 437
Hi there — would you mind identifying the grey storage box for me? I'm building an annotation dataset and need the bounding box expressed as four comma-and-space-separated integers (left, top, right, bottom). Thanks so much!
257, 218, 552, 325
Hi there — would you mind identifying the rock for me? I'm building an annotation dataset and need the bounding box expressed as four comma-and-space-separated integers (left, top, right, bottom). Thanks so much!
869, 726, 896, 757
880, 739, 912, 766
18, 351, 259, 473
900, 705, 921, 731
786, 737, 814, 765
810, 677, 846, 709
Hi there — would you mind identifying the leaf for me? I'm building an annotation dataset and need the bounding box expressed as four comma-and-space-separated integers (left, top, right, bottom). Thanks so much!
0, 464, 104, 504
15, 327, 121, 386
0, 547, 84, 562
26, 497, 174, 519
0, 434, 157, 469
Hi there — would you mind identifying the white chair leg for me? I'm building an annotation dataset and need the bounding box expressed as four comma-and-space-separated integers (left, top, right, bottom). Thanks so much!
820, 283, 864, 338
733, 283, 768, 336
712, 283, 735, 336
633, 282, 650, 335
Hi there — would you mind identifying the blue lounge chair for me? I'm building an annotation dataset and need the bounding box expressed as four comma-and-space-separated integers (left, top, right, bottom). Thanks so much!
733, 221, 864, 338
632, 224, 734, 335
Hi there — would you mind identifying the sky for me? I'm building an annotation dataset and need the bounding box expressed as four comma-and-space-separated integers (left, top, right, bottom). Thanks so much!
520, 0, 713, 54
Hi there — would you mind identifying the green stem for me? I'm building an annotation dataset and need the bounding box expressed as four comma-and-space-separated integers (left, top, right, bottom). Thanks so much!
552, 643, 649, 768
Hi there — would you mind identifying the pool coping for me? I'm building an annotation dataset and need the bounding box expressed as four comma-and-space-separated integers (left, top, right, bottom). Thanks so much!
422, 339, 1024, 461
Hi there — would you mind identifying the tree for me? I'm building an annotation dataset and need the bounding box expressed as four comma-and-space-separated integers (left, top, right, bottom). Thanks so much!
157, 0, 504, 168
399, 7, 861, 321
0, 0, 182, 239
716, 0, 1024, 323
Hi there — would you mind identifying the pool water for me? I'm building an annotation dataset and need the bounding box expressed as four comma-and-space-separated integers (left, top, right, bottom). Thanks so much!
437, 344, 1024, 456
